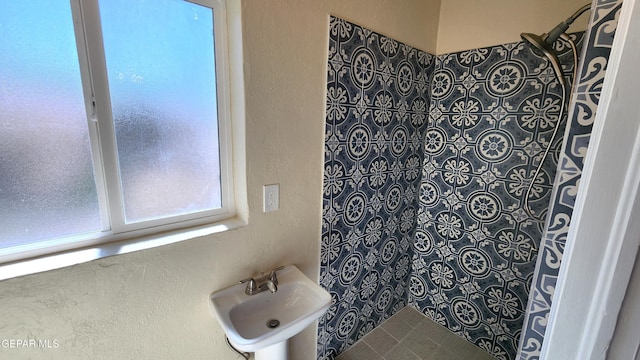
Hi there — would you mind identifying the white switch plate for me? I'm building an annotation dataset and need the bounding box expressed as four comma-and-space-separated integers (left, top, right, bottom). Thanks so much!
263, 184, 280, 212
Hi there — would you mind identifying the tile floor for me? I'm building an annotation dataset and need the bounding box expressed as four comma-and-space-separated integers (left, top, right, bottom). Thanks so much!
334, 307, 497, 360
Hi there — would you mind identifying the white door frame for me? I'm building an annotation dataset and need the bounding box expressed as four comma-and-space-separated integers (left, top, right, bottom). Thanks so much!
542, 0, 640, 358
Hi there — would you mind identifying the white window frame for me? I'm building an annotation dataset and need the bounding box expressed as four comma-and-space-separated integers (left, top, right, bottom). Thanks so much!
0, 0, 247, 276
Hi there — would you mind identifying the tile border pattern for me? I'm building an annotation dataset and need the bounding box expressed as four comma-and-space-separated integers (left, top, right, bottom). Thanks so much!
516, 0, 623, 358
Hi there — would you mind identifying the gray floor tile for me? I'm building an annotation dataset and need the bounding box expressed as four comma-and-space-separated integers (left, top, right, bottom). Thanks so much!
383, 343, 422, 360
363, 327, 399, 356
436, 331, 479, 359
427, 346, 460, 360
413, 317, 455, 345
336, 306, 498, 360
336, 341, 383, 360
380, 313, 414, 341
401, 328, 439, 358
393, 306, 426, 328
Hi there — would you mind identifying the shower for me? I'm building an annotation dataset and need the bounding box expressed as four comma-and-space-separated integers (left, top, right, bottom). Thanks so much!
322, 5, 615, 359
519, 3, 591, 218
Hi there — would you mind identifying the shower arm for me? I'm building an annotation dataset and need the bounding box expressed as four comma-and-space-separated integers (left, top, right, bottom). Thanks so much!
546, 4, 592, 45
568, 4, 592, 24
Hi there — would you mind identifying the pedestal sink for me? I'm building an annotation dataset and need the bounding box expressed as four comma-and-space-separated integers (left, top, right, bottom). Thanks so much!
209, 264, 331, 360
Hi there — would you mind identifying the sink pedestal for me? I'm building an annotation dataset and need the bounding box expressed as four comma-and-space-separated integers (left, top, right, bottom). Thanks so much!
254, 341, 287, 360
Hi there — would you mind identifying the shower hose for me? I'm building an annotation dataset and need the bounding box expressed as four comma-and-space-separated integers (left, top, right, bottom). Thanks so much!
523, 33, 579, 221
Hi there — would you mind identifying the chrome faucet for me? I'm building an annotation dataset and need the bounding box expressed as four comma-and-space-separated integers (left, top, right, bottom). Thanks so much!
239, 266, 285, 295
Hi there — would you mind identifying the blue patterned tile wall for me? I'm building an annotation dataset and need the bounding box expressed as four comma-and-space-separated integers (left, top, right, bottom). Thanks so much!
517, 1, 623, 359
411, 35, 584, 360
319, 16, 434, 358
321, 3, 618, 359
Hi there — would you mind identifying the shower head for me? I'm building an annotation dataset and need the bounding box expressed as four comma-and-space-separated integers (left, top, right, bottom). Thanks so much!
520, 3, 591, 86
520, 32, 565, 86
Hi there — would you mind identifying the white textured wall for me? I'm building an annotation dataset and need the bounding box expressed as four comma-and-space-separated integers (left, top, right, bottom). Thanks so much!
0, 1, 595, 358
0, 1, 438, 359
437, 0, 590, 54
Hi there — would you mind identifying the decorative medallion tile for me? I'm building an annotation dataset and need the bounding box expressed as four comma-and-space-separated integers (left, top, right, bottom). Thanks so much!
322, 2, 620, 359
320, 16, 432, 358
412, 31, 583, 360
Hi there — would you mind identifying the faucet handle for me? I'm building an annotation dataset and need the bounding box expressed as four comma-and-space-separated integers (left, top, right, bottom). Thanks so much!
239, 277, 257, 295
268, 266, 286, 286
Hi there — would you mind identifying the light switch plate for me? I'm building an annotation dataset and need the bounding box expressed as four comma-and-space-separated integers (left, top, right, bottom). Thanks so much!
263, 184, 280, 212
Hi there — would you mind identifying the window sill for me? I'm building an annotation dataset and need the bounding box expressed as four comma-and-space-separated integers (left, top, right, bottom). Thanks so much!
0, 216, 247, 281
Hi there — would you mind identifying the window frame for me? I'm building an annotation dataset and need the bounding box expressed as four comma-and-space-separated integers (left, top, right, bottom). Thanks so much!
0, 0, 244, 269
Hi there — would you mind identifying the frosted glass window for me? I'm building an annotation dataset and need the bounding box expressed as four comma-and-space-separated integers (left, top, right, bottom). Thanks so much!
99, 0, 222, 223
0, 1, 102, 248
0, 0, 234, 265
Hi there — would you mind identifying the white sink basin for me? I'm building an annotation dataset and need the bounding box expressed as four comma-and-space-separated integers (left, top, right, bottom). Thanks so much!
209, 265, 331, 353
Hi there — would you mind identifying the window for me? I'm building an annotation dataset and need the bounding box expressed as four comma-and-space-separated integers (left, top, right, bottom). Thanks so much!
0, 0, 237, 263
